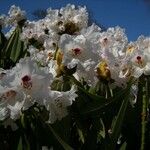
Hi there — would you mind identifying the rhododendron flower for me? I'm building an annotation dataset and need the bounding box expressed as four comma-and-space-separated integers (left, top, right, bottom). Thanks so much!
44, 86, 77, 123
8, 5, 26, 25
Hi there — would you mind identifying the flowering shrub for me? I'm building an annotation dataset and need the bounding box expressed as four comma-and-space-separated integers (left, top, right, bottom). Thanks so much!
0, 4, 150, 150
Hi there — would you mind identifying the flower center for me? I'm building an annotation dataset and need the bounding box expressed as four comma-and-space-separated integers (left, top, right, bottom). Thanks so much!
22, 75, 31, 82
136, 56, 141, 60
103, 38, 108, 42
136, 56, 142, 64
126, 46, 135, 54
100, 37, 109, 48
1, 90, 16, 101
72, 48, 81, 56
135, 55, 145, 67
21, 75, 32, 89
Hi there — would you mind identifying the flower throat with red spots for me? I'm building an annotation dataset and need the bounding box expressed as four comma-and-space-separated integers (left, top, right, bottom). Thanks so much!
21, 75, 32, 89
72, 48, 82, 56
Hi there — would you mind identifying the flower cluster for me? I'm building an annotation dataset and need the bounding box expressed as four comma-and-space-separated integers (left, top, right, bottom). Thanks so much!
0, 58, 77, 127
0, 4, 150, 129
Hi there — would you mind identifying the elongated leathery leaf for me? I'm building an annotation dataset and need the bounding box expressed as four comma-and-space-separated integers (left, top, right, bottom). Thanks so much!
0, 31, 7, 50
108, 81, 132, 150
10, 27, 26, 62
2, 26, 27, 64
0, 31, 7, 67
4, 28, 17, 57
48, 124, 73, 150
17, 137, 23, 150
79, 86, 129, 117
10, 28, 20, 61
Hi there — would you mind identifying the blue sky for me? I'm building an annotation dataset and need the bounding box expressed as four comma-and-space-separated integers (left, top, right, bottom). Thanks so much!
0, 0, 150, 41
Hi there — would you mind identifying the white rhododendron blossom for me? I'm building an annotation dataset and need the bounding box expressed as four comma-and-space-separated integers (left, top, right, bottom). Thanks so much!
99, 26, 128, 58
59, 4, 88, 30
0, 85, 25, 121
8, 5, 26, 25
45, 86, 77, 123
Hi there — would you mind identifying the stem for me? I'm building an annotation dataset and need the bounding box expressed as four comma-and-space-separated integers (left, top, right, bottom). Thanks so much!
141, 93, 146, 150
140, 76, 149, 150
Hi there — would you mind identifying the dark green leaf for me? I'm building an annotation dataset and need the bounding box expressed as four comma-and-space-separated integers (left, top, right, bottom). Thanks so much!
4, 28, 18, 56
108, 83, 132, 150
120, 142, 127, 150
17, 137, 23, 150
2, 26, 27, 64
0, 31, 7, 50
79, 86, 128, 117
10, 27, 26, 62
48, 124, 73, 150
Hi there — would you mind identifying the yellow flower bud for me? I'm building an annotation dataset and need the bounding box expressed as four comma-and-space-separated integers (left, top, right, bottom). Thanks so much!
96, 61, 111, 81
56, 49, 63, 66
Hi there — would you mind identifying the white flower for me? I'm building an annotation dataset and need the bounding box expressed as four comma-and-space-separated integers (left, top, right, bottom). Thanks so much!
43, 34, 59, 51
44, 86, 77, 123
13, 58, 52, 103
124, 37, 150, 78
59, 32, 101, 85
21, 21, 37, 41
8, 5, 26, 25
7, 100, 24, 120
21, 21, 49, 44
99, 26, 128, 58
59, 34, 100, 65
1, 58, 53, 107
81, 24, 101, 42
27, 46, 47, 66
0, 84, 26, 120
60, 4, 88, 30
48, 60, 58, 78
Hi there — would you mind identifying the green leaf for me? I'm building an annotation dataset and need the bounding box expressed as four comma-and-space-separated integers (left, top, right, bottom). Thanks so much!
4, 28, 18, 57
23, 134, 30, 150
120, 142, 127, 150
0, 31, 7, 50
10, 27, 26, 62
47, 123, 73, 150
2, 26, 27, 64
17, 137, 23, 150
108, 83, 132, 150
79, 86, 128, 117
77, 128, 85, 143
31, 109, 73, 150
10, 28, 20, 61
98, 119, 105, 139
17, 135, 30, 150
